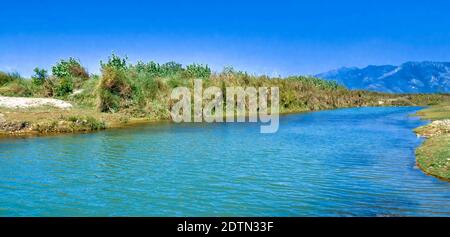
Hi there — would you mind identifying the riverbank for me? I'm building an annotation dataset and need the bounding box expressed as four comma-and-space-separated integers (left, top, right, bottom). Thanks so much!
3, 55, 450, 136
0, 94, 445, 137
414, 103, 450, 181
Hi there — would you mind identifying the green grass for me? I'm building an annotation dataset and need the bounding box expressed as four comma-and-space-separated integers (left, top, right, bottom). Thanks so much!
0, 71, 21, 86
0, 106, 109, 135
415, 102, 450, 180
416, 103, 450, 120
416, 134, 450, 180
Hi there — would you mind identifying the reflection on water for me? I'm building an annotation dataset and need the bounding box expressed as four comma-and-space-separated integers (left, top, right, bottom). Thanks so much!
0, 107, 449, 216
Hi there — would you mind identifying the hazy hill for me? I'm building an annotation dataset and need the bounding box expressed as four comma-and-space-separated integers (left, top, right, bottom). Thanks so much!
316, 61, 450, 93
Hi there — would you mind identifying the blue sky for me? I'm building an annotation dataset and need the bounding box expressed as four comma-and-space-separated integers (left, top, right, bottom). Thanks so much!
1, 0, 450, 77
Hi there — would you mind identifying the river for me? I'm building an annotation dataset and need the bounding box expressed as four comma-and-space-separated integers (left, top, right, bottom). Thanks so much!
1, 106, 449, 216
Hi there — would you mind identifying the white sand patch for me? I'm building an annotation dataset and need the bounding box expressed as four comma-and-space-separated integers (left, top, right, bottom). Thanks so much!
0, 96, 72, 109
71, 89, 84, 96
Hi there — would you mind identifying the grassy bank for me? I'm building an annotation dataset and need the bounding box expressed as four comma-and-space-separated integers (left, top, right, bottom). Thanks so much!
1, 54, 450, 137
415, 104, 450, 180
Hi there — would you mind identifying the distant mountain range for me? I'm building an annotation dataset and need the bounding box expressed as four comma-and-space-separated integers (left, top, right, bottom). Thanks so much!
316, 61, 450, 93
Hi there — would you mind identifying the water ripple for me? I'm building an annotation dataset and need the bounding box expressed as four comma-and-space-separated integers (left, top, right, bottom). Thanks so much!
0, 107, 450, 216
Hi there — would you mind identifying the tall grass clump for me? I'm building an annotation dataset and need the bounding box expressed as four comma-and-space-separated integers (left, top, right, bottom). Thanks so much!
97, 54, 132, 112
0, 72, 41, 97
0, 79, 34, 97
0, 71, 21, 86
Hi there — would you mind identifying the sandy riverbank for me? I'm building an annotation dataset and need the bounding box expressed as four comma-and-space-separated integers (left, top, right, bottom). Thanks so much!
0, 96, 72, 109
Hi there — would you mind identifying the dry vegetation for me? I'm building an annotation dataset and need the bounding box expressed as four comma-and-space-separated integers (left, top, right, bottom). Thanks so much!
1, 54, 449, 137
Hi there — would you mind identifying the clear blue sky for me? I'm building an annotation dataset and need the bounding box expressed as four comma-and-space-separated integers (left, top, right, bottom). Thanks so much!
1, 0, 450, 77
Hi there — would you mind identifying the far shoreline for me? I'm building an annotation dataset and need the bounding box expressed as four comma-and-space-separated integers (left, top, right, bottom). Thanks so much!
0, 104, 423, 139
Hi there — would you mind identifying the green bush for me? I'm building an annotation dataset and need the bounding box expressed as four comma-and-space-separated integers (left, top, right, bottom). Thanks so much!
55, 77, 74, 96
68, 76, 99, 107
97, 89, 121, 112
132, 61, 183, 77
66, 115, 106, 130
0, 72, 12, 86
84, 116, 106, 130
31, 67, 48, 86
97, 65, 132, 112
52, 58, 88, 79
184, 63, 211, 79
160, 61, 183, 76
100, 53, 128, 71
133, 61, 161, 76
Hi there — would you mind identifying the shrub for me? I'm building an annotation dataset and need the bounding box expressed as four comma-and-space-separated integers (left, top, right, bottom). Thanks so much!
52, 58, 88, 79
100, 53, 128, 71
132, 61, 183, 77
100, 66, 131, 97
66, 116, 106, 130
97, 89, 121, 112
133, 61, 161, 76
42, 78, 56, 97
55, 77, 74, 96
184, 63, 211, 79
97, 65, 132, 112
0, 72, 12, 86
84, 116, 106, 130
70, 65, 89, 79
0, 71, 21, 86
31, 67, 48, 86
160, 61, 183, 76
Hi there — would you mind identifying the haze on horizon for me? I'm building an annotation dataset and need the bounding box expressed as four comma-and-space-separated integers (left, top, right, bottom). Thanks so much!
1, 0, 450, 77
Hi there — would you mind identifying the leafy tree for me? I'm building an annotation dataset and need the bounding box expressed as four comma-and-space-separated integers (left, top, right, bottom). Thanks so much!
100, 53, 128, 71
52, 58, 88, 79
31, 67, 48, 85
160, 61, 183, 76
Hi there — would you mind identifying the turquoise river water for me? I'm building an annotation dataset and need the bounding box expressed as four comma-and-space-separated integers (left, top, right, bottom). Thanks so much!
0, 106, 449, 216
